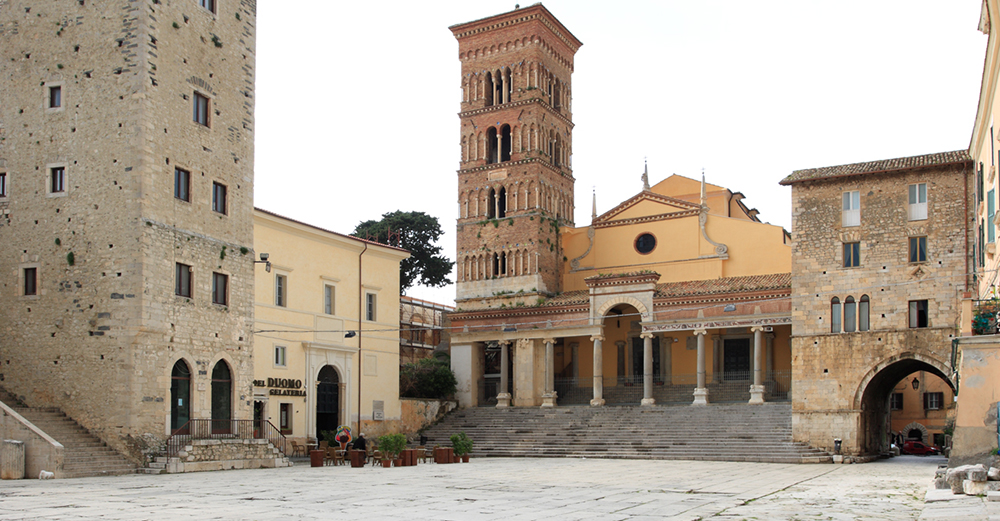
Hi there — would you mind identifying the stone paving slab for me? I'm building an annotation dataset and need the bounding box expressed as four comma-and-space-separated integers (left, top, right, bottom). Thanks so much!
0, 455, 976, 520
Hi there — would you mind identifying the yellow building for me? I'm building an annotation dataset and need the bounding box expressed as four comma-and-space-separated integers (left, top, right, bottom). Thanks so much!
888, 371, 954, 448
252, 209, 409, 447
451, 174, 794, 408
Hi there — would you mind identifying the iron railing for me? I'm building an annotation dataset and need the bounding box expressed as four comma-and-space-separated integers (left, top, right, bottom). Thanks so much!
972, 299, 1000, 335
166, 419, 286, 458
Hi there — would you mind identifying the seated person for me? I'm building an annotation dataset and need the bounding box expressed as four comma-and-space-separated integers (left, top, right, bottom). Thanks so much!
354, 433, 368, 452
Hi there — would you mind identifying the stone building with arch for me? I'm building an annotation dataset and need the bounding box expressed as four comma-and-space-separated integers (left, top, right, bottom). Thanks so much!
448, 5, 795, 411
252, 208, 408, 448
780, 151, 973, 458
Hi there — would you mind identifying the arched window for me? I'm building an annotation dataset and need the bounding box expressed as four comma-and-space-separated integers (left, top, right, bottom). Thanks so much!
859, 295, 870, 331
170, 360, 191, 434
553, 134, 562, 167
316, 365, 339, 439
484, 71, 494, 106
486, 127, 498, 164
504, 68, 513, 104
492, 253, 500, 278
500, 124, 511, 162
494, 69, 504, 105
497, 187, 507, 218
844, 296, 856, 332
487, 188, 497, 219
553, 78, 561, 109
211, 360, 232, 433
831, 297, 842, 333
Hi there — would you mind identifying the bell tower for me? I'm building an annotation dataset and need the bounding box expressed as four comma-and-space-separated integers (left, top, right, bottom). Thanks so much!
451, 5, 582, 308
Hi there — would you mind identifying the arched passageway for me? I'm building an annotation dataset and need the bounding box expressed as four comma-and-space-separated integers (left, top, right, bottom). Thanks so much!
316, 365, 340, 440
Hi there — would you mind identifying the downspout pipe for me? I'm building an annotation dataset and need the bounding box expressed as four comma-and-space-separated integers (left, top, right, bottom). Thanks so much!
357, 242, 368, 435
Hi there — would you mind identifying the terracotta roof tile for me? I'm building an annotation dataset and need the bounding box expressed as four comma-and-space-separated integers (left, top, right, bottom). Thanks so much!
780, 150, 971, 185
654, 273, 790, 298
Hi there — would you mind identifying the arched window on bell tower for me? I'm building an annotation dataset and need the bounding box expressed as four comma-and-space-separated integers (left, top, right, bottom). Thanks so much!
487, 127, 498, 164
487, 188, 497, 219
504, 67, 513, 104
494, 69, 504, 105
497, 187, 507, 218
484, 71, 495, 106
500, 124, 511, 162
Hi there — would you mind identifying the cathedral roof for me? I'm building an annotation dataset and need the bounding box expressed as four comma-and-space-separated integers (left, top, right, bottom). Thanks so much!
780, 150, 971, 185
654, 273, 790, 299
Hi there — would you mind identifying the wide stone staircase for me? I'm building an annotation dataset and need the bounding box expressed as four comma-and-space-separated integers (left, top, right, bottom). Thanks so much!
421, 402, 830, 464
0, 389, 136, 478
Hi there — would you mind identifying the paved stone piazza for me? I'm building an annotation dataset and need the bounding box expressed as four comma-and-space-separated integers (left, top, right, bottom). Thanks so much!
0, 456, 996, 520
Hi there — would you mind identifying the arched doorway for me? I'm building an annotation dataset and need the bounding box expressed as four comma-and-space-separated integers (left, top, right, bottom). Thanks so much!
856, 356, 955, 456
316, 366, 340, 440
211, 360, 232, 434
170, 360, 191, 435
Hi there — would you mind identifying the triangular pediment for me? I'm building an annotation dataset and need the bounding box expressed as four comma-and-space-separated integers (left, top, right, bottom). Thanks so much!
594, 190, 701, 225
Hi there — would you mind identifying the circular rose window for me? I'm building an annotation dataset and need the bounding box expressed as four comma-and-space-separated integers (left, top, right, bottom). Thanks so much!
635, 233, 656, 254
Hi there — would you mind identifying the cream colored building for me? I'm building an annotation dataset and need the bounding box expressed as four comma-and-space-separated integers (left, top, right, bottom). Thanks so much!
252, 209, 408, 446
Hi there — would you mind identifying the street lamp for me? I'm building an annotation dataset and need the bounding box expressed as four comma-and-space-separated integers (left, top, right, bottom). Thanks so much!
911, 377, 919, 390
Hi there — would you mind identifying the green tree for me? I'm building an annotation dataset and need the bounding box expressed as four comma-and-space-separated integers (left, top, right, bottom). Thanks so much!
353, 211, 452, 293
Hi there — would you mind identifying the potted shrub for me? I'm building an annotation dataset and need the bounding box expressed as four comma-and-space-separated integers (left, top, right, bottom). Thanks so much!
377, 433, 407, 467
450, 432, 473, 463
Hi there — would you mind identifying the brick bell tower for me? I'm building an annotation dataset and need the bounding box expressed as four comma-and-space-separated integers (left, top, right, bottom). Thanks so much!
451, 4, 582, 309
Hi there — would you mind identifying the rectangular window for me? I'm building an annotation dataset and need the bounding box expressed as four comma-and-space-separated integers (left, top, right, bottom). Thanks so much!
0, 172, 7, 197
990, 189, 996, 243
890, 393, 903, 411
50, 167, 65, 193
212, 272, 228, 305
324, 285, 335, 315
175, 263, 192, 297
212, 182, 227, 214
174, 168, 190, 202
279, 403, 291, 434
908, 236, 927, 263
23, 267, 37, 296
193, 92, 210, 126
842, 190, 860, 227
274, 345, 287, 367
366, 293, 376, 321
843, 242, 860, 268
908, 183, 928, 221
909, 300, 928, 328
923, 392, 943, 410
275, 274, 286, 307
49, 86, 61, 108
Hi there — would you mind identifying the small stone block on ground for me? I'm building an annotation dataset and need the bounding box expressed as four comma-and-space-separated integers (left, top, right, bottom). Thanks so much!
988, 491, 1000, 502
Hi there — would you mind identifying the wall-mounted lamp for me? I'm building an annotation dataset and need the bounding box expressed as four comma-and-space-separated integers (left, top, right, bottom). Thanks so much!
911, 377, 920, 390
344, 331, 357, 338
254, 253, 271, 273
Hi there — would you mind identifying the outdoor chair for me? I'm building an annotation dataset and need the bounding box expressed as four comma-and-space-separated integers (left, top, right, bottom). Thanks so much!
416, 445, 430, 464
325, 446, 339, 466
290, 441, 306, 457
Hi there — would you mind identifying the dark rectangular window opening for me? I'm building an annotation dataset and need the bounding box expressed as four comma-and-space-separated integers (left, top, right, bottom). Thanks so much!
366, 293, 376, 321
23, 267, 37, 296
199, 0, 216, 14
909, 300, 928, 328
174, 168, 190, 201
0, 172, 7, 197
193, 92, 210, 126
212, 182, 227, 214
279, 403, 291, 434
50, 167, 65, 193
275, 274, 286, 307
175, 263, 192, 297
909, 236, 927, 263
212, 272, 228, 305
49, 86, 61, 108
890, 393, 903, 411
843, 242, 860, 268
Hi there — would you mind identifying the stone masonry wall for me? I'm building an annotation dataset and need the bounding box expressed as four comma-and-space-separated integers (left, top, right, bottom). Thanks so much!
0, 0, 256, 464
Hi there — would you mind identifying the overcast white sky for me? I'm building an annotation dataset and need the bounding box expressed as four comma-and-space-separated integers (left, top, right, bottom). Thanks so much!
254, 1, 988, 307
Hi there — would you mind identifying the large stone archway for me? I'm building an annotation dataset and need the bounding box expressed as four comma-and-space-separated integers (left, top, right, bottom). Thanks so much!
855, 354, 955, 456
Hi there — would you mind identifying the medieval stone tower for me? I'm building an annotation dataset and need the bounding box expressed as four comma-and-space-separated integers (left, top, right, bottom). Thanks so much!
0, 0, 256, 461
451, 4, 581, 309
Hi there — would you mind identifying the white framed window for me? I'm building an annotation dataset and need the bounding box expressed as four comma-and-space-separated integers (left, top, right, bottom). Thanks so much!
47, 164, 67, 197
0, 171, 7, 198
199, 0, 216, 14
275, 274, 287, 307
842, 190, 860, 227
324, 284, 335, 315
923, 392, 943, 410
274, 345, 287, 367
366, 292, 377, 321
908, 183, 927, 221
45, 81, 64, 113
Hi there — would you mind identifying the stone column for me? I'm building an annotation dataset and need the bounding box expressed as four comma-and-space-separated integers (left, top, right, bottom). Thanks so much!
693, 329, 709, 406
590, 335, 605, 406
712, 335, 722, 383
496, 132, 503, 164
660, 335, 672, 385
641, 332, 655, 405
749, 327, 765, 404
541, 338, 557, 407
497, 341, 511, 408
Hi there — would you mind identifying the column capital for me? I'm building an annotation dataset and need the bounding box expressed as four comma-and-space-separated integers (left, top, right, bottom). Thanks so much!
497, 340, 512, 347
694, 329, 708, 336
590, 335, 605, 342
640, 332, 654, 339
750, 326, 765, 333
542, 338, 556, 345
